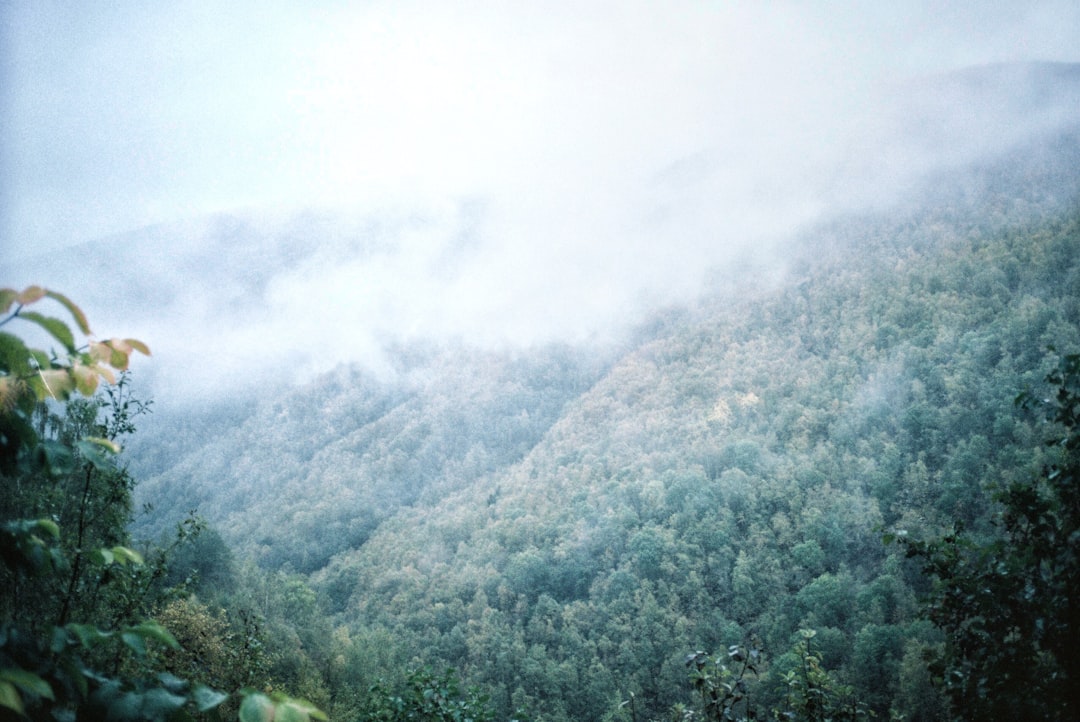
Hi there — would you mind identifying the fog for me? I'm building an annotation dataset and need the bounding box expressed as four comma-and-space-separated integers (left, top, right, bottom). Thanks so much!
2, 1, 1079, 404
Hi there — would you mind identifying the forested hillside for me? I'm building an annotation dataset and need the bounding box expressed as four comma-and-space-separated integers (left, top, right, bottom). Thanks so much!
117, 120, 1080, 721
132, 344, 608, 574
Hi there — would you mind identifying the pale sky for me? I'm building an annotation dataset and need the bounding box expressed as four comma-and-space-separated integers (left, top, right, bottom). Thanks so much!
4, 1, 1078, 261
2, 1, 1079, 401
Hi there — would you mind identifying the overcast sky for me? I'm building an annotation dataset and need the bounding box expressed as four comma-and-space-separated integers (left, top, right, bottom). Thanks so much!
3, 1, 1079, 400
4, 1, 1078, 259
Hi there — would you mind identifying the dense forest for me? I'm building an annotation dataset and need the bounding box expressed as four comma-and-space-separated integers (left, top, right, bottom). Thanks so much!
5, 93, 1080, 722
121, 124, 1080, 721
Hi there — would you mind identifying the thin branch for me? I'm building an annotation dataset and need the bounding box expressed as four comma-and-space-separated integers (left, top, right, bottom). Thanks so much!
0, 305, 23, 328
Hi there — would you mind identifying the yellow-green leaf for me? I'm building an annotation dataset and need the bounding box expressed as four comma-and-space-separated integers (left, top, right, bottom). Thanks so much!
91, 364, 116, 386
15, 286, 46, 305
106, 341, 130, 371
34, 519, 60, 539
124, 338, 151, 356
108, 338, 132, 355
82, 436, 121, 454
89, 341, 112, 364
111, 546, 144, 565
0, 289, 17, 315
72, 364, 99, 396
44, 290, 91, 335
126, 621, 179, 650
29, 369, 75, 401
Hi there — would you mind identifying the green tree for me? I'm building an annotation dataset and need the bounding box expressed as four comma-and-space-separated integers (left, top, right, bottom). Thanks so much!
772, 629, 871, 722
896, 351, 1080, 721
682, 642, 762, 722
357, 667, 498, 722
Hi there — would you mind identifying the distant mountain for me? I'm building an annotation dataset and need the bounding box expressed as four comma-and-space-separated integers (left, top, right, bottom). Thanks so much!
827, 61, 1080, 210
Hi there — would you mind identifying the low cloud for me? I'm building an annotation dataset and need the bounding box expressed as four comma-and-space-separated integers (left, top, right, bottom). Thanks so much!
3, 1, 1079, 404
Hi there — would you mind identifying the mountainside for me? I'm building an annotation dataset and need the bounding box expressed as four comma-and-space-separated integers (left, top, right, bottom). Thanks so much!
132, 342, 609, 574
8, 62, 1078, 720
118, 119, 1080, 721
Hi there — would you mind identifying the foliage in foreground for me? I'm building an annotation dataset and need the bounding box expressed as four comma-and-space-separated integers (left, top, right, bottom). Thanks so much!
678, 630, 872, 722
0, 286, 324, 721
895, 352, 1080, 721
357, 667, 502, 722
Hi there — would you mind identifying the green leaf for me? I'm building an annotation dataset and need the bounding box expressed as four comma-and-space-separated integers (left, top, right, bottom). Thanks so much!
36, 440, 75, 476
67, 623, 111, 648
0, 681, 23, 715
28, 349, 52, 370
59, 657, 87, 699
17, 312, 77, 353
239, 692, 275, 722
109, 348, 129, 371
50, 627, 69, 654
0, 668, 55, 701
193, 685, 229, 712
275, 702, 309, 722
139, 687, 188, 717
120, 630, 148, 657
125, 621, 179, 650
0, 331, 32, 376
156, 672, 189, 695
44, 290, 91, 335
92, 548, 116, 567
75, 439, 117, 472
277, 697, 326, 722
302, 702, 328, 721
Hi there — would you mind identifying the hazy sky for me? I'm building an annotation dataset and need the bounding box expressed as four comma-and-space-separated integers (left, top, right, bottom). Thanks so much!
4, 1, 1078, 260
3, 1, 1079, 400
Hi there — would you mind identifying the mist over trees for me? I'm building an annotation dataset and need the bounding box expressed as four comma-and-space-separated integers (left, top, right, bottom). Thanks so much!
4, 60, 1080, 721
106, 122, 1080, 720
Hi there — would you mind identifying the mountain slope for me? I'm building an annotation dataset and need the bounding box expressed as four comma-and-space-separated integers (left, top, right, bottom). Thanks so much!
119, 124, 1080, 720
132, 342, 609, 574
85, 64, 1080, 720
298, 129, 1080, 720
